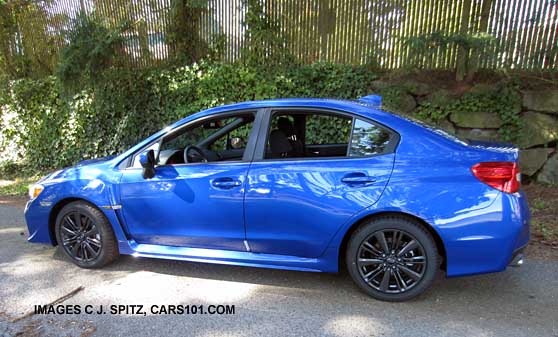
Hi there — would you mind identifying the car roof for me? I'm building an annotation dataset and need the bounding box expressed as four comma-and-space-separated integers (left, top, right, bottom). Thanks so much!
172, 98, 398, 128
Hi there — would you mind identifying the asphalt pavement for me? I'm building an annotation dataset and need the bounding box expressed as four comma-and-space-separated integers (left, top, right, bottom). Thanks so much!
0, 204, 557, 337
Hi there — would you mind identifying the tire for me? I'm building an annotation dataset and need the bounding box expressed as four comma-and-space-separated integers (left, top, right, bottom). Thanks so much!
55, 201, 119, 268
346, 216, 439, 302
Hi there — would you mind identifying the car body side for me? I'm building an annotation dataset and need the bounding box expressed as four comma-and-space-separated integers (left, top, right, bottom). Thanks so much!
24, 99, 530, 277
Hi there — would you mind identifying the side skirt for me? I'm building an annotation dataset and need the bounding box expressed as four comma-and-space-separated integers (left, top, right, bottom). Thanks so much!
120, 240, 338, 273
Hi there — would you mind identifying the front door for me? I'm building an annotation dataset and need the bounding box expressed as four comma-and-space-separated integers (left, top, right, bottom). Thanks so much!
119, 111, 258, 251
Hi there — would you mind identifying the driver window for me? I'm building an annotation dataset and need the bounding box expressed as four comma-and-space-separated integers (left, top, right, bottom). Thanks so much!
156, 113, 255, 165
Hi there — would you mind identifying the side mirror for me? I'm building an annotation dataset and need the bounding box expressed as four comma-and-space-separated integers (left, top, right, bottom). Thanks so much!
139, 149, 156, 179
229, 137, 245, 149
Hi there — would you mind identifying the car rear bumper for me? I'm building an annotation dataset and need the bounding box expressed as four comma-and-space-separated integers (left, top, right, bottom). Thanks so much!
441, 190, 530, 277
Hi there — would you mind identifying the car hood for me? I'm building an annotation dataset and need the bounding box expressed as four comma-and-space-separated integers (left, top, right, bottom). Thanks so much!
37, 155, 117, 183
76, 155, 117, 167
38, 155, 118, 185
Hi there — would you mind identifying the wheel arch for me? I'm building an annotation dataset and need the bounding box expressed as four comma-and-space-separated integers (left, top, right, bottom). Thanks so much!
337, 211, 447, 271
48, 197, 104, 245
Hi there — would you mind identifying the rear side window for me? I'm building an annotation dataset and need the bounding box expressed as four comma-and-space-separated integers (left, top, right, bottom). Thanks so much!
349, 118, 392, 157
306, 114, 352, 145
264, 110, 396, 160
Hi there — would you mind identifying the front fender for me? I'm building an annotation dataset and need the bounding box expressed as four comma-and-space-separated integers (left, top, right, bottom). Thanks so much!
24, 164, 127, 248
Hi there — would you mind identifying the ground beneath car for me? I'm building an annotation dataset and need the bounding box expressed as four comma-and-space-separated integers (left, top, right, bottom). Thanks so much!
1, 204, 558, 337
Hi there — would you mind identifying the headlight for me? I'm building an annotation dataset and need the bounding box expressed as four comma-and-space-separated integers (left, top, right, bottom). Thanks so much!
28, 184, 44, 199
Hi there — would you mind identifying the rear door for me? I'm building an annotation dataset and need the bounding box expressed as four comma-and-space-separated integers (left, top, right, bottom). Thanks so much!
244, 109, 398, 258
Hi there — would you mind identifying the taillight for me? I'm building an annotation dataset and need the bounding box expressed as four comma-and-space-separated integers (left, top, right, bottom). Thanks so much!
471, 162, 520, 193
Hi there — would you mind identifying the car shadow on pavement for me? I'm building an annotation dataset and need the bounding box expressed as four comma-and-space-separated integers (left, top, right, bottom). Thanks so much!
48, 244, 533, 304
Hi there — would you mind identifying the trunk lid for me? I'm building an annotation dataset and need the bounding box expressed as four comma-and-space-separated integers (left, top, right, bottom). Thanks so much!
466, 139, 519, 163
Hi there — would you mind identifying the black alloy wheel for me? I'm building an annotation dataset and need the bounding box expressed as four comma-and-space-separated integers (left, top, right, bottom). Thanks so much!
356, 229, 426, 294
60, 211, 102, 262
346, 216, 439, 301
55, 201, 119, 268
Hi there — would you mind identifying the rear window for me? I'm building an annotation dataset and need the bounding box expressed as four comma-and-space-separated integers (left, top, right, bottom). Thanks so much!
354, 99, 468, 144
389, 111, 469, 145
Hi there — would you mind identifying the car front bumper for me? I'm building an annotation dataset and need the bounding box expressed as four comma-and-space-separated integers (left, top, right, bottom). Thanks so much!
24, 197, 55, 244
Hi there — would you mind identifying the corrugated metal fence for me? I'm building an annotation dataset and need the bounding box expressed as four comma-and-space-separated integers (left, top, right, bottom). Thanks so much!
1, 0, 557, 71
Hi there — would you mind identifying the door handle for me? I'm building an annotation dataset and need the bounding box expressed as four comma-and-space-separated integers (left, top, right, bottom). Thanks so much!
341, 173, 376, 186
212, 178, 242, 189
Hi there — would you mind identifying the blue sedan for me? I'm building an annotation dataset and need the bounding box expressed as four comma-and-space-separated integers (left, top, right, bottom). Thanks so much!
24, 96, 530, 301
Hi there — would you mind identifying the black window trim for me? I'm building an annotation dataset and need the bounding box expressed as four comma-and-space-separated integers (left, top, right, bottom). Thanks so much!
252, 107, 400, 162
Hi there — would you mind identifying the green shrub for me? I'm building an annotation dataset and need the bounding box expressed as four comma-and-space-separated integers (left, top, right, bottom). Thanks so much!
380, 86, 417, 114
416, 90, 456, 122
0, 62, 377, 172
4, 77, 67, 171
241, 0, 294, 67
56, 13, 129, 95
